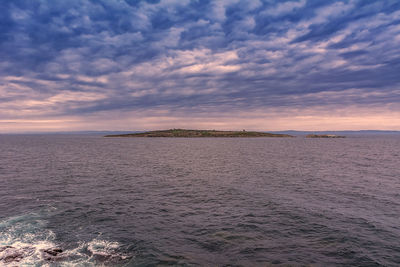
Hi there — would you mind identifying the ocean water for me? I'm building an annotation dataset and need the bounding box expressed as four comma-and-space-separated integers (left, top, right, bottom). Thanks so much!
0, 135, 399, 266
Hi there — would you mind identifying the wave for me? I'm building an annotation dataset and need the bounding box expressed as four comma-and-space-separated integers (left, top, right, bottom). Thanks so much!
0, 213, 130, 266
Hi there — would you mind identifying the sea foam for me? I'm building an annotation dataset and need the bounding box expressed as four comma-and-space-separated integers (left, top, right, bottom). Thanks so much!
0, 213, 130, 266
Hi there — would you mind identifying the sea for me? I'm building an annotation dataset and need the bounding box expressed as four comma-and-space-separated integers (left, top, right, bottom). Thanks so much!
0, 134, 399, 266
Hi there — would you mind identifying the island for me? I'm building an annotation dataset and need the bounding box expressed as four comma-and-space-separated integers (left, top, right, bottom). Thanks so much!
105, 129, 294, 138
306, 134, 346, 138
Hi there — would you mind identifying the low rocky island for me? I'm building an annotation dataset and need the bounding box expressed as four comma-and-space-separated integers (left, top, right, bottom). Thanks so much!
306, 134, 346, 138
105, 129, 293, 138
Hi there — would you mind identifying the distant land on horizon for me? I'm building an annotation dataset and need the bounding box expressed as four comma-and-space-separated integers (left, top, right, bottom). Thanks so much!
1, 130, 400, 135
272, 130, 400, 136
104, 129, 293, 138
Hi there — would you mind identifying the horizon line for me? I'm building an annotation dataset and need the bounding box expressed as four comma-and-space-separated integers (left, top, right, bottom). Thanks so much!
1, 129, 400, 135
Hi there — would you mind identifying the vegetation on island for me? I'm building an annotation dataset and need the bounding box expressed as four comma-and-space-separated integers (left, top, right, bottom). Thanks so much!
306, 134, 346, 138
105, 129, 294, 138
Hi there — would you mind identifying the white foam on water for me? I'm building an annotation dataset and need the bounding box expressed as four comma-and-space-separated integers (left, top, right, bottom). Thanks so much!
0, 213, 58, 266
62, 239, 130, 266
0, 214, 130, 266
87, 239, 130, 260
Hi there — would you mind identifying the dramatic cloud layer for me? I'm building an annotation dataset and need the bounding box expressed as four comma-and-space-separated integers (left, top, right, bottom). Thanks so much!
1, 0, 400, 132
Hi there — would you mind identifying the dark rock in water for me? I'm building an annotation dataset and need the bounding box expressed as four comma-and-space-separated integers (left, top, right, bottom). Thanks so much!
0, 246, 13, 252
41, 247, 67, 262
43, 248, 63, 256
0, 246, 65, 264
0, 246, 24, 263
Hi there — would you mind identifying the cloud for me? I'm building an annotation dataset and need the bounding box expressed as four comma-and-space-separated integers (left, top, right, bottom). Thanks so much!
0, 0, 399, 132
263, 0, 306, 17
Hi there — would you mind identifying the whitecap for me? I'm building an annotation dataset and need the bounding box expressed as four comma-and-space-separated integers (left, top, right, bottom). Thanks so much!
0, 213, 130, 266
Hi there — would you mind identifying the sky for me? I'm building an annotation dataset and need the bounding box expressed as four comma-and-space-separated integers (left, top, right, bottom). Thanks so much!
1, 0, 400, 133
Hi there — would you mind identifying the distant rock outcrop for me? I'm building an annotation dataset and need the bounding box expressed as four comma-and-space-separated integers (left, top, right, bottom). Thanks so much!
306, 134, 346, 138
